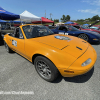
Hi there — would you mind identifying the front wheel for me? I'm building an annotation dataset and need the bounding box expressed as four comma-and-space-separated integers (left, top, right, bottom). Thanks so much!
34, 56, 59, 82
78, 34, 88, 41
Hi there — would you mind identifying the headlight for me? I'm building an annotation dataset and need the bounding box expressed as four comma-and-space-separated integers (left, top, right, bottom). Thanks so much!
82, 58, 91, 66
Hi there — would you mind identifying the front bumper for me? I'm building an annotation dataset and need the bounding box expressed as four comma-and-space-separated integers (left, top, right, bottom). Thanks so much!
92, 38, 100, 43
58, 44, 97, 77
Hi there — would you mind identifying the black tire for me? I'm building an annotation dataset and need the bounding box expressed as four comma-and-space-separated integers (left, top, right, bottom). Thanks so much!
4, 42, 13, 53
78, 34, 88, 41
34, 56, 59, 82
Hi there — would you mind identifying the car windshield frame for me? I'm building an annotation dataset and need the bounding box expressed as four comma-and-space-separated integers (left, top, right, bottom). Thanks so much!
22, 25, 54, 39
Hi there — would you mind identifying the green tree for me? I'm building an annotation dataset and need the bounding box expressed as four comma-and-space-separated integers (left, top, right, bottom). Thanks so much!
77, 19, 84, 22
87, 18, 91, 21
61, 15, 70, 22
66, 15, 70, 21
60, 15, 66, 22
91, 15, 100, 21
54, 19, 59, 22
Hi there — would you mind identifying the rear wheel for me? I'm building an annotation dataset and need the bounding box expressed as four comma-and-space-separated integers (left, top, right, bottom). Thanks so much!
4, 42, 13, 53
34, 56, 59, 82
78, 34, 88, 41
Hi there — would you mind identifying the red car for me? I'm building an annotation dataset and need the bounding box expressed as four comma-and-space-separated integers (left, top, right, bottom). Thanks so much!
72, 25, 100, 34
94, 25, 100, 29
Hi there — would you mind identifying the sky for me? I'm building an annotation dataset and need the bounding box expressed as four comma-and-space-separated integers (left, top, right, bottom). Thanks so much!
1, 0, 100, 21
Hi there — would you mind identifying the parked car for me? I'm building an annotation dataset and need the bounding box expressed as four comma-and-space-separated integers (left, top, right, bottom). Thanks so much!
71, 24, 100, 34
0, 29, 14, 45
72, 20, 100, 33
4, 24, 97, 82
89, 26, 100, 30
52, 25, 100, 43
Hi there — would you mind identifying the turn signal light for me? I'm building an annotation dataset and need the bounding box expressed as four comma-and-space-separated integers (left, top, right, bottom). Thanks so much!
64, 70, 74, 73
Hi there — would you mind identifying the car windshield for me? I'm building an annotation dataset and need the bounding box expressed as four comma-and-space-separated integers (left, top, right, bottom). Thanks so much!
67, 25, 79, 31
22, 25, 54, 39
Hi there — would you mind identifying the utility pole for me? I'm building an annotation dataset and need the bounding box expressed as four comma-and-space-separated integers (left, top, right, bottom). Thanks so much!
45, 10, 46, 18
50, 13, 52, 20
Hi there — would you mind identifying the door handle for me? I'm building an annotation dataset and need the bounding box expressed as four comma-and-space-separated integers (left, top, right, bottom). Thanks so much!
9, 39, 11, 41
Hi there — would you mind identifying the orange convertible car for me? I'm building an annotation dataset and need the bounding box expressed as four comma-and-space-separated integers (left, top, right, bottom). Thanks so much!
4, 24, 97, 82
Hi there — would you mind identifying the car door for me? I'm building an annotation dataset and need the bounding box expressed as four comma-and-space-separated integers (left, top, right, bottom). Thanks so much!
57, 26, 65, 34
9, 27, 25, 56
58, 26, 69, 35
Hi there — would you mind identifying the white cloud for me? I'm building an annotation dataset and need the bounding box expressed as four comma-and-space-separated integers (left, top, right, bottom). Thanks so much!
78, 9, 100, 15
82, 0, 91, 3
80, 0, 100, 15
82, 0, 100, 6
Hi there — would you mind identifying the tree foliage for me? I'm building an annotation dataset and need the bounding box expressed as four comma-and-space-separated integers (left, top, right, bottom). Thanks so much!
60, 15, 70, 22
77, 15, 100, 22
54, 19, 59, 22
66, 15, 70, 21
77, 19, 85, 22
91, 15, 100, 21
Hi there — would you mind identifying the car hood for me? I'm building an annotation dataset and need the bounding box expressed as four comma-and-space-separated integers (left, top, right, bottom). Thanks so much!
82, 28, 100, 33
74, 30, 98, 34
30, 34, 89, 58
80, 30, 100, 37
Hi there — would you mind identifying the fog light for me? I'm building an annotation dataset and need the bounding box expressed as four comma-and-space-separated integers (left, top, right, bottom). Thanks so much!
82, 58, 91, 66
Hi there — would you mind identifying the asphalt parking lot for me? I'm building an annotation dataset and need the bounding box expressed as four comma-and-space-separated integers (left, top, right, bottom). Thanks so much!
0, 43, 100, 100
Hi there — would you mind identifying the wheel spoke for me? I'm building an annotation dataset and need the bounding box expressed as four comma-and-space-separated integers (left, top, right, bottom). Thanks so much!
36, 60, 51, 79
79, 34, 88, 41
46, 71, 51, 76
38, 63, 43, 68
46, 69, 51, 73
38, 68, 43, 71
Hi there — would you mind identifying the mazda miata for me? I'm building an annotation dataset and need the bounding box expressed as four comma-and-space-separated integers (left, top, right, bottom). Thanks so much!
4, 24, 97, 82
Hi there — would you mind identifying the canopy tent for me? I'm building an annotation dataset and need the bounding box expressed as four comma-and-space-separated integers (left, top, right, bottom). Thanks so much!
70, 23, 79, 25
83, 24, 89, 26
32, 17, 54, 23
19, 10, 41, 22
65, 21, 74, 24
0, 7, 20, 20
55, 22, 64, 26
0, 19, 7, 23
0, 19, 7, 30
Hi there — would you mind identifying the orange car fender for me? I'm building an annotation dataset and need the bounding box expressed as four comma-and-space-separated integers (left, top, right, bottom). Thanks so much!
30, 46, 77, 70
